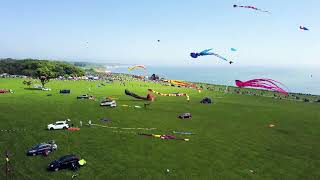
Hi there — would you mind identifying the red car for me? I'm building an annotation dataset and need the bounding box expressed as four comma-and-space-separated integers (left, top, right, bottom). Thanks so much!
0, 89, 10, 93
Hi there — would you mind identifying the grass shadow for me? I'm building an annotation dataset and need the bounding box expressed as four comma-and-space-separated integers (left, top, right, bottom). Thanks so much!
24, 88, 42, 91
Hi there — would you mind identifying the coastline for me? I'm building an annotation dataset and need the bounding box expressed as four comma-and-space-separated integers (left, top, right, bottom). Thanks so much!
104, 65, 320, 96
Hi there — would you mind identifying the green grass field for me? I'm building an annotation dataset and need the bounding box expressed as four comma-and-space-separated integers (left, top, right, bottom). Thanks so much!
1, 78, 320, 180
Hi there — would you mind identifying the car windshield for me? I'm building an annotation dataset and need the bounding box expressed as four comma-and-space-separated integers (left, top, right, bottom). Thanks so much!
31, 143, 46, 149
58, 155, 74, 162
102, 99, 112, 102
31, 144, 41, 149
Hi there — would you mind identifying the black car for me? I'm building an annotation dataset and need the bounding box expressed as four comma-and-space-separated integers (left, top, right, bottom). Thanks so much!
27, 141, 57, 156
48, 154, 80, 171
200, 97, 212, 104
60, 89, 70, 94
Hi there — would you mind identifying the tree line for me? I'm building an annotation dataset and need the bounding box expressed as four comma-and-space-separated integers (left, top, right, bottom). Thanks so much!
0, 58, 85, 87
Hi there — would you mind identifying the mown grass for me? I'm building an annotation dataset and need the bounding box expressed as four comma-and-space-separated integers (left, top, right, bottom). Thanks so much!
0, 78, 320, 180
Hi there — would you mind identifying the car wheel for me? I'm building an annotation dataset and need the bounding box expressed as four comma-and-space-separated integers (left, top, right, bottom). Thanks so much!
44, 150, 50, 156
50, 127, 54, 130
63, 126, 67, 129
54, 167, 59, 171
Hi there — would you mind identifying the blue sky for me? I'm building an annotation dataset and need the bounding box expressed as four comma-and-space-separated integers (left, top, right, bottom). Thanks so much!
0, 0, 319, 67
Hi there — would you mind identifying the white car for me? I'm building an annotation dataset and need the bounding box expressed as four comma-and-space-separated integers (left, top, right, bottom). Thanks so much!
100, 99, 117, 107
42, 88, 51, 91
48, 121, 69, 130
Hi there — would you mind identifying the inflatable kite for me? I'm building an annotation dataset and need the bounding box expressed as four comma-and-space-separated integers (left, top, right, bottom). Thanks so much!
125, 89, 155, 101
164, 80, 201, 91
172, 131, 194, 135
148, 89, 190, 101
235, 79, 288, 96
138, 133, 189, 141
125, 89, 190, 101
233, 4, 270, 13
299, 26, 309, 31
128, 65, 146, 71
0, 89, 12, 94
190, 49, 233, 64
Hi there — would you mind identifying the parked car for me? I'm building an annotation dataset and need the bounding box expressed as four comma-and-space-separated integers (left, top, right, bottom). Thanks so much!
27, 140, 57, 156
178, 113, 192, 119
100, 99, 117, 107
77, 94, 89, 99
60, 89, 70, 94
48, 154, 80, 171
48, 120, 70, 130
200, 97, 212, 104
33, 85, 43, 89
42, 88, 51, 91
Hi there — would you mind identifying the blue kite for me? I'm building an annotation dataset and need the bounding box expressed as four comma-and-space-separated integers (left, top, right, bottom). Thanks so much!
190, 49, 233, 64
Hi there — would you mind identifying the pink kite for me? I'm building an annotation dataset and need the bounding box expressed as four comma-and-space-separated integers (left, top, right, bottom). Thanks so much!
235, 79, 288, 96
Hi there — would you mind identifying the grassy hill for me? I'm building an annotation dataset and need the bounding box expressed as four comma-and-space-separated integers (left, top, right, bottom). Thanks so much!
0, 78, 320, 179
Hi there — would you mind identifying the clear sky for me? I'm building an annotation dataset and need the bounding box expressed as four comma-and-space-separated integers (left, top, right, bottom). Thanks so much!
0, 0, 319, 67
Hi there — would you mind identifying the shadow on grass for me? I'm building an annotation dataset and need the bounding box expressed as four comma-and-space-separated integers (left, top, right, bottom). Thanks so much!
275, 129, 290, 135
24, 88, 42, 91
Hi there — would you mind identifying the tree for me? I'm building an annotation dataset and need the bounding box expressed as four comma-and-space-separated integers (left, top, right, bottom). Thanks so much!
35, 66, 55, 87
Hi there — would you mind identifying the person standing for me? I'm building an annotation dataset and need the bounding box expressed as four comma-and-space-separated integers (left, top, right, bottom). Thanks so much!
80, 120, 82, 127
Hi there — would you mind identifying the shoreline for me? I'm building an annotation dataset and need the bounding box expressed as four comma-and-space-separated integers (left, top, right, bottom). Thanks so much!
90, 71, 320, 100
104, 65, 320, 96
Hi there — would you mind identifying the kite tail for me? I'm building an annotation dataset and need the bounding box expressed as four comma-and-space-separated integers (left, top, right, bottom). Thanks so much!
125, 89, 148, 100
148, 89, 190, 101
235, 79, 288, 96
212, 53, 228, 62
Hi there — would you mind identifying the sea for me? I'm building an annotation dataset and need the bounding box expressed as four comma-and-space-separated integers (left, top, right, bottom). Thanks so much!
106, 65, 320, 95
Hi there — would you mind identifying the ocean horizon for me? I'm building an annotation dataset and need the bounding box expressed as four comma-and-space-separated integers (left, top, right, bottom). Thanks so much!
106, 65, 320, 95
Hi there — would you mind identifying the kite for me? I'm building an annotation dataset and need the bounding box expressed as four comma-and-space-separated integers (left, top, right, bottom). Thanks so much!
0, 89, 12, 94
125, 89, 190, 101
190, 49, 233, 64
233, 4, 270, 13
124, 89, 155, 101
235, 79, 288, 96
157, 40, 160, 42
230, 48, 237, 52
172, 131, 194, 135
148, 89, 190, 101
138, 133, 189, 141
128, 65, 146, 71
299, 26, 309, 31
163, 80, 202, 91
